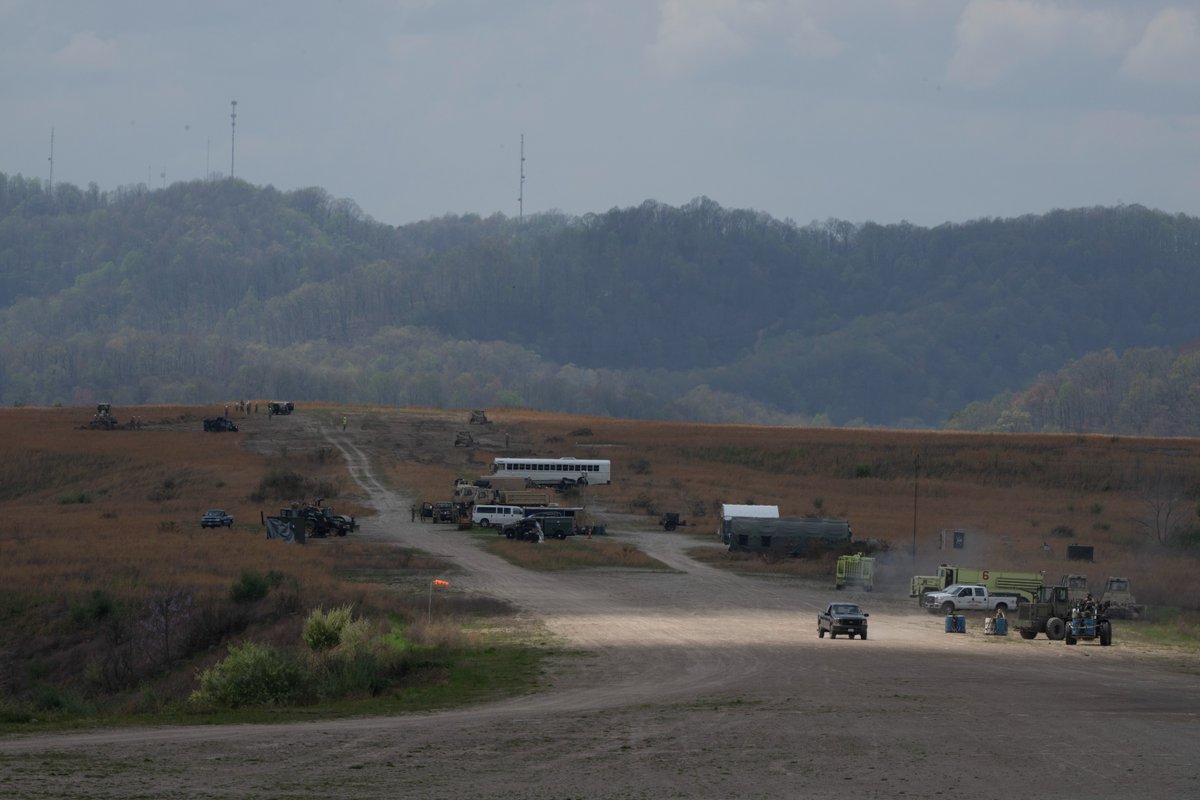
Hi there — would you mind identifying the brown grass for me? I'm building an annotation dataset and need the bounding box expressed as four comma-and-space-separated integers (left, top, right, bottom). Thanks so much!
433, 409, 1200, 609
5, 402, 1198, 709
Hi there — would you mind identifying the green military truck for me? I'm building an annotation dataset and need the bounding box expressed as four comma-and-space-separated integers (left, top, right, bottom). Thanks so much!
1014, 584, 1074, 640
910, 564, 1043, 606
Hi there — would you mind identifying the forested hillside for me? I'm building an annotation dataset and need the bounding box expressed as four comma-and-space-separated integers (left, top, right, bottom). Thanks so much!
3, 171, 1199, 432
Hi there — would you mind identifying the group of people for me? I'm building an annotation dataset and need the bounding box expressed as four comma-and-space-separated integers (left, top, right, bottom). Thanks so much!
224, 400, 257, 416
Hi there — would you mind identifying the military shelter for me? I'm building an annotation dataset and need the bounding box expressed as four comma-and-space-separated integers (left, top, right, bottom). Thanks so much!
719, 503, 780, 545
726, 517, 852, 557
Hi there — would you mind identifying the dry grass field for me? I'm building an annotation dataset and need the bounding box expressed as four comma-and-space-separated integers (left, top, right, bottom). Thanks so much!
2, 402, 1199, 722
4, 404, 1200, 800
395, 408, 1200, 608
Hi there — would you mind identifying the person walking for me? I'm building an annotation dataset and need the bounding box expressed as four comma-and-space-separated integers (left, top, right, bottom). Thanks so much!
410, 504, 417, 522
341, 416, 347, 431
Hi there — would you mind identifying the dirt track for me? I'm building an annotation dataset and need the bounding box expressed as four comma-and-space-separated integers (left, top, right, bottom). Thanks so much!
2, 415, 1199, 799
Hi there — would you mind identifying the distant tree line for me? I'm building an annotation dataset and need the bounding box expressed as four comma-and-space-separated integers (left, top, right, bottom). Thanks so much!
3, 170, 1200, 432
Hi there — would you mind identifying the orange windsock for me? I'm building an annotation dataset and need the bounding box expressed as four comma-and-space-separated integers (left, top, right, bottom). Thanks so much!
433, 579, 450, 586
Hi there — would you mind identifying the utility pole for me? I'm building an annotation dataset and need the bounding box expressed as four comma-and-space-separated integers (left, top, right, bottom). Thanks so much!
912, 454, 920, 566
47, 128, 54, 194
230, 100, 238, 178
518, 133, 525, 224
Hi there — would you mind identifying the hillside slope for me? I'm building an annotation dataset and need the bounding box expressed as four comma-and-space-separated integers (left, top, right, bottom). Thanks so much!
3, 172, 1200, 430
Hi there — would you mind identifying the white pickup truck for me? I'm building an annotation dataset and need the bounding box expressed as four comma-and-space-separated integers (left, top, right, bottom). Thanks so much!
923, 584, 1025, 615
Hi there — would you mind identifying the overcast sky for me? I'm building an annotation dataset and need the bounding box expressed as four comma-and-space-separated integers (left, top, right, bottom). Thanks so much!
4, 0, 1200, 228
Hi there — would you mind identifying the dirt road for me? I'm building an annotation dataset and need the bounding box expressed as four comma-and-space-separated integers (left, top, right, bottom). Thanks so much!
3, 418, 1199, 799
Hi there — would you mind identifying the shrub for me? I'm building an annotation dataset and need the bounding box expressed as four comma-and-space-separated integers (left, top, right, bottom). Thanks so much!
70, 589, 117, 626
58, 490, 92, 504
148, 477, 180, 502
230, 571, 271, 604
190, 642, 308, 708
302, 604, 352, 652
256, 469, 306, 501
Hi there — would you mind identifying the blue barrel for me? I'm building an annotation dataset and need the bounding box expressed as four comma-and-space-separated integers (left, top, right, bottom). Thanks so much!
944, 614, 956, 633
994, 617, 1008, 635
955, 615, 967, 633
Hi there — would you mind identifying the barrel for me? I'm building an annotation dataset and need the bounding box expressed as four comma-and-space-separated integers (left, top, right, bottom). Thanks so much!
955, 615, 967, 633
995, 616, 1008, 635
944, 614, 956, 633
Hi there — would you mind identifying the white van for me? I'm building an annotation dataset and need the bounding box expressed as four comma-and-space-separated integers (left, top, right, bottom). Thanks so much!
471, 505, 526, 528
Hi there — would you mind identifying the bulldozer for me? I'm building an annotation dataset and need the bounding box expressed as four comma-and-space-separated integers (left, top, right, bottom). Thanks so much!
469, 410, 491, 424
454, 431, 475, 447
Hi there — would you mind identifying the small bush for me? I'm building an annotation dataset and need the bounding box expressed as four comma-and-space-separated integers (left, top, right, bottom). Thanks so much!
58, 490, 93, 505
148, 477, 180, 502
302, 604, 352, 652
1050, 525, 1075, 538
190, 642, 308, 708
71, 589, 117, 626
230, 571, 271, 604
257, 469, 306, 501
1170, 526, 1200, 551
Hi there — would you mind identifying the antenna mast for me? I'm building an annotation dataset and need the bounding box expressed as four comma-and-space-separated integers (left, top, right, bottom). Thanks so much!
47, 128, 54, 194
518, 133, 525, 224
230, 100, 238, 178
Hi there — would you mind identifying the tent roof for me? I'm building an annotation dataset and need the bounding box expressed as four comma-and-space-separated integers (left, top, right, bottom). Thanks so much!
722, 504, 780, 520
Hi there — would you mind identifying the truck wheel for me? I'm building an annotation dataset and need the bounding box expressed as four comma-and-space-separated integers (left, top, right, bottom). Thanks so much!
1099, 620, 1112, 646
860, 631, 867, 640
829, 632, 836, 639
941, 602, 955, 615
995, 603, 1008, 613
1045, 617, 1066, 641
818, 628, 825, 638
1018, 630, 1037, 640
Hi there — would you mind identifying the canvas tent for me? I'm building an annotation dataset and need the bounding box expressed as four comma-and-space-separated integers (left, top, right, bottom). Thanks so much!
719, 503, 780, 545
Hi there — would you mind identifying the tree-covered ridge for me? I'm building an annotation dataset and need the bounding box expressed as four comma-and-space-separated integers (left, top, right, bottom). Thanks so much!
946, 347, 1200, 436
2, 171, 1199, 431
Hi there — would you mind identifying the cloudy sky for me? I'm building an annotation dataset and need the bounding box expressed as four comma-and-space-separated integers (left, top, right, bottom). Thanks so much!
4, 0, 1199, 227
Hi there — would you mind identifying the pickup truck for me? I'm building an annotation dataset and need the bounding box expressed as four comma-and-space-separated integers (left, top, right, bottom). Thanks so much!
923, 584, 1024, 615
817, 602, 869, 639
201, 509, 234, 528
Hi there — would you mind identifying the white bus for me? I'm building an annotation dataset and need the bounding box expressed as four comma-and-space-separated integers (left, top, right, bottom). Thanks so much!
491, 457, 611, 487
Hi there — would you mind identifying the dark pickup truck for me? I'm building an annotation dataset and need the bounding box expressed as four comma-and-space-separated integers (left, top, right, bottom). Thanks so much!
818, 602, 869, 640
201, 509, 234, 528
